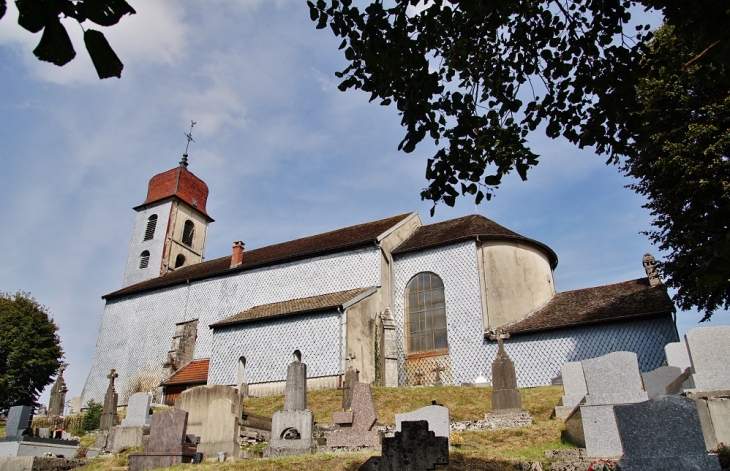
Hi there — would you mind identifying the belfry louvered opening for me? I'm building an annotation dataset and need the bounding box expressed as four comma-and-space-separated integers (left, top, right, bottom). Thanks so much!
139, 250, 150, 269
182, 220, 195, 247
143, 215, 158, 241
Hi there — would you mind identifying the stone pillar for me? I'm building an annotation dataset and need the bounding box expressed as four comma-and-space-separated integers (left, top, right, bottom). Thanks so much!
100, 369, 119, 430
382, 308, 399, 387
342, 366, 359, 410
284, 360, 307, 411
48, 363, 69, 419
490, 331, 522, 412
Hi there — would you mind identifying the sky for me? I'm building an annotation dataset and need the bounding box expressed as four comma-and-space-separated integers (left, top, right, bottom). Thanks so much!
0, 0, 727, 408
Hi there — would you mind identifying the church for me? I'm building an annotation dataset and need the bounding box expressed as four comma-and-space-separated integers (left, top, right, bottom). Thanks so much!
81, 156, 679, 406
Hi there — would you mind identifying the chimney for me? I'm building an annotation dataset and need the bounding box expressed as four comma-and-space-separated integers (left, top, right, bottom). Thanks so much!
231, 241, 245, 268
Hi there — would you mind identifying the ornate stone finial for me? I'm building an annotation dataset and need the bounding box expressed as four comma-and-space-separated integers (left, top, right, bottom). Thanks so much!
643, 253, 661, 286
180, 120, 196, 168
58, 362, 68, 375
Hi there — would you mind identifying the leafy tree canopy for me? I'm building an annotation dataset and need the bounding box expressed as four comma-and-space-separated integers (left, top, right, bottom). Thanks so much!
0, 292, 64, 413
309, 0, 729, 318
624, 26, 729, 320
0, 0, 136, 79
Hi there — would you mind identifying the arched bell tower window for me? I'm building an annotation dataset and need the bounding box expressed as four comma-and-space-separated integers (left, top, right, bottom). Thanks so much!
143, 214, 158, 241
182, 220, 195, 247
405, 272, 447, 353
139, 251, 150, 269
174, 254, 186, 268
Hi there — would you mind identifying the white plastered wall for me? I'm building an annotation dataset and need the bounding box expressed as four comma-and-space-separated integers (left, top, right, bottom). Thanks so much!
83, 246, 381, 405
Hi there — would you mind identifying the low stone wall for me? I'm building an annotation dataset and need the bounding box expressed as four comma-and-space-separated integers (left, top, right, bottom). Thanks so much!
0, 456, 84, 471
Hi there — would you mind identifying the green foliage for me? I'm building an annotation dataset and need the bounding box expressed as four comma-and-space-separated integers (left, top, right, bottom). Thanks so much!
0, 0, 135, 79
716, 442, 730, 469
622, 25, 730, 320
309, 0, 729, 318
82, 399, 103, 432
0, 292, 64, 413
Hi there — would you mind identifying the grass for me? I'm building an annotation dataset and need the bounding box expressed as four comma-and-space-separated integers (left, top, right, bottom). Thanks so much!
76, 385, 573, 470
0, 425, 5, 437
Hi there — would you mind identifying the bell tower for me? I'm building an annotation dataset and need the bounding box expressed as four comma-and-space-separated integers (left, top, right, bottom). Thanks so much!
121, 138, 214, 288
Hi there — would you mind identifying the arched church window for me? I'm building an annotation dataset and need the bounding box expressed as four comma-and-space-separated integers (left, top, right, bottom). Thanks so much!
405, 272, 447, 353
139, 251, 150, 269
143, 214, 158, 241
174, 254, 186, 268
182, 220, 195, 246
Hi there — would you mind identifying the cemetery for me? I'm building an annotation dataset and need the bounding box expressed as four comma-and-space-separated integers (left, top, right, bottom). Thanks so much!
1, 325, 729, 470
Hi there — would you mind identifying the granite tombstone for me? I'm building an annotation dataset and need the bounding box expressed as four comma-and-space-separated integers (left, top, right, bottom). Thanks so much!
395, 404, 450, 446
128, 408, 197, 471
328, 382, 381, 447
359, 421, 448, 471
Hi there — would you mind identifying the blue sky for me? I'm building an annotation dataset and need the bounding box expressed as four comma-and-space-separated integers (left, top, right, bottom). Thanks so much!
0, 1, 727, 407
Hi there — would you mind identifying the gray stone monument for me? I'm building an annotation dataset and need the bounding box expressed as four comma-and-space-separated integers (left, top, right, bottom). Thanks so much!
121, 393, 152, 427
69, 397, 83, 416
100, 369, 119, 430
328, 382, 381, 447
395, 404, 450, 446
268, 357, 315, 456
128, 408, 197, 471
359, 421, 448, 471
615, 395, 721, 471
641, 365, 683, 398
554, 361, 587, 419
665, 341, 692, 370
489, 329, 522, 412
5, 406, 33, 440
564, 351, 649, 458
685, 326, 730, 392
47, 364, 69, 419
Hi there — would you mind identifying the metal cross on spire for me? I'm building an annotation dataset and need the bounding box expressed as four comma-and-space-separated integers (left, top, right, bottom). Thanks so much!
180, 120, 197, 168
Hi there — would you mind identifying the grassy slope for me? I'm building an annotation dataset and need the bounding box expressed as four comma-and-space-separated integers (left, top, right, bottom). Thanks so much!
78, 385, 572, 471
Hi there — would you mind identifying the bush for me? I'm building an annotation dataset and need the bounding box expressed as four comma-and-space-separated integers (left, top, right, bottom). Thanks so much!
716, 442, 730, 469
82, 400, 102, 431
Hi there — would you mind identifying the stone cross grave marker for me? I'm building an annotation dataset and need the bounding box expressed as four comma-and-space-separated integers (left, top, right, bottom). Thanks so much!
489, 329, 522, 412
395, 404, 450, 446
122, 392, 152, 427
615, 395, 721, 471
100, 368, 119, 430
359, 420, 448, 471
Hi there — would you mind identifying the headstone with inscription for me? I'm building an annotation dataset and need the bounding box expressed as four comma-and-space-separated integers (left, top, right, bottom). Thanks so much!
358, 420, 448, 471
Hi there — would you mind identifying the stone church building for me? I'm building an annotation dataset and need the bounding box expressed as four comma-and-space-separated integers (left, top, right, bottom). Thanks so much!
81, 158, 679, 405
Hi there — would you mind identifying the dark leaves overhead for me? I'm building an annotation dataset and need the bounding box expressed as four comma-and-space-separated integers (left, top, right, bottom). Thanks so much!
0, 0, 6, 21
84, 29, 123, 78
6, 0, 135, 79
33, 16, 76, 65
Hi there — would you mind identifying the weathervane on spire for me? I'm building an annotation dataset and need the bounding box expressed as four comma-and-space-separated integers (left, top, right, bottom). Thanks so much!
180, 120, 197, 168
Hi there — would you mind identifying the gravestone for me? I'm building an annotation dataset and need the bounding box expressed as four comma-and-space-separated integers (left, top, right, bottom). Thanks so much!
641, 365, 683, 398
554, 361, 587, 419
196, 386, 243, 460
665, 341, 692, 370
100, 369, 119, 430
328, 382, 381, 447
48, 364, 69, 418
489, 330, 522, 412
359, 421, 449, 471
685, 326, 730, 392
5, 406, 33, 440
342, 366, 359, 411
128, 408, 197, 471
564, 352, 648, 458
268, 358, 315, 456
69, 397, 83, 416
395, 404, 450, 446
615, 395, 721, 471
122, 393, 152, 427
